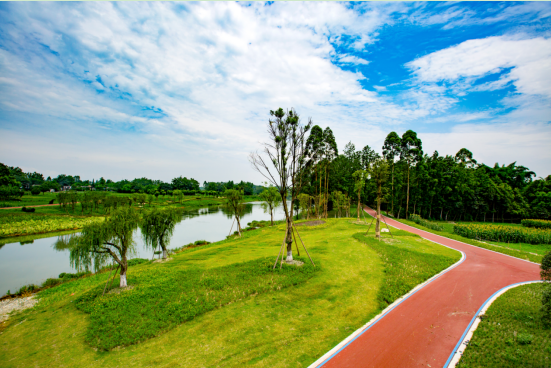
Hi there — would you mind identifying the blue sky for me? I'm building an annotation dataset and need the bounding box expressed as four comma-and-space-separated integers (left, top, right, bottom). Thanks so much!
0, 1, 550, 182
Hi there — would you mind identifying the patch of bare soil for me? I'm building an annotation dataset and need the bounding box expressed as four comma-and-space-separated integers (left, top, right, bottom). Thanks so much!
107, 285, 135, 295
296, 220, 325, 227
285, 260, 304, 266
350, 220, 369, 225
153, 257, 173, 264
0, 296, 38, 323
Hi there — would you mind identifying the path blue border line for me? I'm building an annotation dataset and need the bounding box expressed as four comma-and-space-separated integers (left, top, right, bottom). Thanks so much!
316, 249, 466, 367
443, 280, 541, 368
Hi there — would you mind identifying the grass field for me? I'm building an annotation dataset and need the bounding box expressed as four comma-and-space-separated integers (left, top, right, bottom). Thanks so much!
458, 283, 550, 368
0, 217, 459, 367
397, 218, 547, 263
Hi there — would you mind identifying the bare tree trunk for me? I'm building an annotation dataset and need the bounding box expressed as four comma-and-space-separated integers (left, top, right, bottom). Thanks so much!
281, 196, 294, 262
119, 261, 128, 288
236, 215, 242, 235
406, 164, 410, 219
270, 205, 274, 226
357, 190, 361, 220
375, 199, 381, 239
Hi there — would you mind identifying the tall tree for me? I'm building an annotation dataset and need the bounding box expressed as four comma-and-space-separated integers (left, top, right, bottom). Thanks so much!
250, 108, 312, 262
382, 132, 401, 216
352, 169, 368, 220
400, 130, 423, 219
369, 158, 390, 239
141, 207, 181, 259
321, 127, 338, 218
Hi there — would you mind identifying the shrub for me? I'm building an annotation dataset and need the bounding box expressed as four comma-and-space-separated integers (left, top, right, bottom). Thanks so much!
16, 284, 38, 296
409, 214, 444, 232
41, 278, 62, 288
521, 219, 551, 230
516, 332, 533, 345
542, 285, 551, 329
194, 240, 210, 245
48, 199, 55, 204
454, 223, 551, 245
21, 207, 36, 213
30, 187, 41, 195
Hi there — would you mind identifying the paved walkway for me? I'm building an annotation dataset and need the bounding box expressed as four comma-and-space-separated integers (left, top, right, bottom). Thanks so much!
0, 203, 61, 209
317, 208, 540, 368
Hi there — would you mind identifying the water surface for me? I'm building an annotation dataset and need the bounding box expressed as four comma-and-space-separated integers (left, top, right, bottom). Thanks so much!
0, 202, 289, 296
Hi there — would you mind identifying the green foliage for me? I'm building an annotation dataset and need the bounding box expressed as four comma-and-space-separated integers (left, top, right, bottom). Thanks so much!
75, 257, 318, 350
30, 187, 41, 195
21, 206, 36, 213
454, 223, 551, 245
409, 214, 444, 231
542, 285, 551, 328
522, 219, 551, 230
140, 207, 181, 257
353, 233, 458, 309
0, 213, 104, 237
459, 283, 549, 367
542, 251, 551, 282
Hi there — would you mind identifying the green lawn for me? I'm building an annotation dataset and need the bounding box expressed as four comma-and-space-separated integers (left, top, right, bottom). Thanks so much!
0, 217, 459, 367
458, 283, 550, 368
397, 219, 546, 263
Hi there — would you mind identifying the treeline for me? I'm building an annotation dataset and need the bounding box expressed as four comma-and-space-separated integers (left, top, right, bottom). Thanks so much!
299, 128, 550, 222
0, 163, 265, 198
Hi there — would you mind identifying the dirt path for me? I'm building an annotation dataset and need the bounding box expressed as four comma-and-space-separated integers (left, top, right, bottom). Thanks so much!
314, 207, 540, 368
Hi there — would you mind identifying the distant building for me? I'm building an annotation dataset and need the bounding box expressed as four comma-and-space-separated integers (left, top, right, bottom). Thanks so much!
62, 185, 72, 191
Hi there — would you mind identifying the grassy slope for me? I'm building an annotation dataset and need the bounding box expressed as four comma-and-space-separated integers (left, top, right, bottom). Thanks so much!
458, 283, 550, 368
397, 219, 545, 263
0, 218, 459, 367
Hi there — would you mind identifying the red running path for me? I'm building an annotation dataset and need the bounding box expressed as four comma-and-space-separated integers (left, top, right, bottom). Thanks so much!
316, 207, 540, 368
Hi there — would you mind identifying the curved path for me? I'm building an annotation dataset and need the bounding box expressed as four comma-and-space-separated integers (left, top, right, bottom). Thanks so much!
315, 208, 540, 368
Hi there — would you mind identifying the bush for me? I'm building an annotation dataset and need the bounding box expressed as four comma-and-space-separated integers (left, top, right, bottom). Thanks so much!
522, 219, 551, 230
30, 187, 41, 195
516, 332, 533, 345
41, 278, 62, 288
194, 240, 210, 245
542, 285, 551, 329
48, 199, 55, 204
409, 214, 444, 232
16, 284, 38, 296
454, 223, 551, 245
21, 207, 35, 213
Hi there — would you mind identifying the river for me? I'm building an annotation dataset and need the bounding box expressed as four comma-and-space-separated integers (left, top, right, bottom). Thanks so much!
0, 202, 290, 296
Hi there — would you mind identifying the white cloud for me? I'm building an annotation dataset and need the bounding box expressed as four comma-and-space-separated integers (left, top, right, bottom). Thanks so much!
407, 36, 551, 98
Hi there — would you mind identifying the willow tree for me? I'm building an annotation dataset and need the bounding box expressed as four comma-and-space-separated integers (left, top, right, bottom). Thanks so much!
225, 188, 245, 235
352, 169, 368, 220
259, 186, 281, 226
400, 130, 423, 219
62, 207, 140, 288
369, 158, 389, 239
382, 132, 401, 216
140, 207, 181, 259
250, 108, 311, 262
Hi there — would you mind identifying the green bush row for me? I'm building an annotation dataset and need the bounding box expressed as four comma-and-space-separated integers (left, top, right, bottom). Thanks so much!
409, 214, 444, 232
521, 219, 551, 230
454, 223, 551, 245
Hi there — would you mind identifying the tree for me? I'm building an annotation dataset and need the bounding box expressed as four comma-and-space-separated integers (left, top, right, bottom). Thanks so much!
141, 207, 181, 259
369, 158, 390, 239
321, 127, 338, 218
250, 108, 312, 262
259, 186, 281, 226
352, 170, 368, 220
297, 193, 311, 219
225, 188, 245, 235
400, 130, 423, 219
382, 132, 401, 216
63, 207, 140, 288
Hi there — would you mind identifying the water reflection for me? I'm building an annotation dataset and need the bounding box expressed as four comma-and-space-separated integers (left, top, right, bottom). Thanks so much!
0, 202, 288, 295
